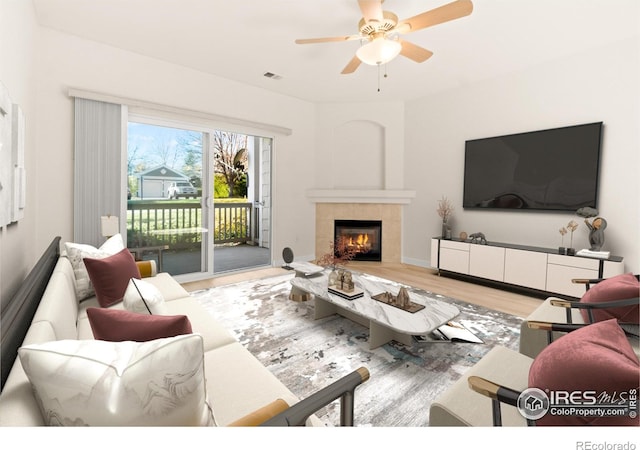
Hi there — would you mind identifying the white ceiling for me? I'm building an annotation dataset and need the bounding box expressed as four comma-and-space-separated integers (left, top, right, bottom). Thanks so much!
32, 0, 639, 104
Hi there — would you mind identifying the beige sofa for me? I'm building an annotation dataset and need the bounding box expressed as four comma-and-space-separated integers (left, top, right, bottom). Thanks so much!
0, 243, 331, 426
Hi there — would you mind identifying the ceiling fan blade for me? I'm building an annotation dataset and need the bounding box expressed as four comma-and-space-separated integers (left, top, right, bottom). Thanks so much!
399, 39, 434, 63
341, 55, 362, 74
396, 0, 473, 34
295, 35, 360, 44
357, 0, 384, 23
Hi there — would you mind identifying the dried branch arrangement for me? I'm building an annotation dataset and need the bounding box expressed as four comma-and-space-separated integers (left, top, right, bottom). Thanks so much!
316, 236, 359, 267
437, 196, 454, 222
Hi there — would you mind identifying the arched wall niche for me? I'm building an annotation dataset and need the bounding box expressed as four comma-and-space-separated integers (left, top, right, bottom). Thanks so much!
331, 120, 384, 190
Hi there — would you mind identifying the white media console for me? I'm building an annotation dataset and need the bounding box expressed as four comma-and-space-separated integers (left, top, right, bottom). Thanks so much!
430, 237, 624, 299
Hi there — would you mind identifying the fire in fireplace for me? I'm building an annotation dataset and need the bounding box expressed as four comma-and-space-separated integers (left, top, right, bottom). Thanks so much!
334, 220, 382, 262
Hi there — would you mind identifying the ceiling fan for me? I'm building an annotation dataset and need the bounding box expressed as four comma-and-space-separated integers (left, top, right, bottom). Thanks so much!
295, 0, 473, 74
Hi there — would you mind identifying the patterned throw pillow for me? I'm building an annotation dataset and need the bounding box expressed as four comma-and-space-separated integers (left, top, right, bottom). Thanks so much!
19, 334, 214, 426
64, 234, 125, 301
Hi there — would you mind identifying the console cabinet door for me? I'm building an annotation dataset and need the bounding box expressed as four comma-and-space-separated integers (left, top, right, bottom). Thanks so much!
546, 254, 599, 298
469, 244, 505, 282
504, 248, 547, 291
439, 241, 469, 274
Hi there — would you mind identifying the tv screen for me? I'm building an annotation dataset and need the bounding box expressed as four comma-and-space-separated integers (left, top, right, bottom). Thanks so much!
463, 122, 603, 211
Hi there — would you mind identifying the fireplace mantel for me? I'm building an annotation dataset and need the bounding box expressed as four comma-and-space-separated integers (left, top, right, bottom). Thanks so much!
307, 189, 416, 204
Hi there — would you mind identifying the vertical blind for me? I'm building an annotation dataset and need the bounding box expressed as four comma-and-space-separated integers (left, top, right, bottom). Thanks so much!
73, 98, 122, 246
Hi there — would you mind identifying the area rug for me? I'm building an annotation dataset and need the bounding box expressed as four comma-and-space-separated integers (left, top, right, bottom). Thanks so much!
191, 272, 524, 427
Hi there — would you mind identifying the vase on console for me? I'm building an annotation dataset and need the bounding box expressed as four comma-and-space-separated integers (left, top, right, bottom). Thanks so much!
437, 196, 454, 240
441, 221, 449, 239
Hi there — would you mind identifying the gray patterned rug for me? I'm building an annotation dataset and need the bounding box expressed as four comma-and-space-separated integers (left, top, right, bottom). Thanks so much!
191, 272, 523, 427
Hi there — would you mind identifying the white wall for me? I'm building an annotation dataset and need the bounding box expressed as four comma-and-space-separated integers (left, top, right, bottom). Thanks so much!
33, 27, 318, 268
0, 0, 39, 303
315, 102, 405, 190
403, 37, 640, 273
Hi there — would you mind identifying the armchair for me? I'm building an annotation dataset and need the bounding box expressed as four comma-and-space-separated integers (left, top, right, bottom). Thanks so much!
468, 320, 639, 426
432, 319, 639, 427
519, 273, 639, 358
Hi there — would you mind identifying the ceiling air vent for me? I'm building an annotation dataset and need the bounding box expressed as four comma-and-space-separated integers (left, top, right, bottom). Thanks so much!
263, 72, 283, 80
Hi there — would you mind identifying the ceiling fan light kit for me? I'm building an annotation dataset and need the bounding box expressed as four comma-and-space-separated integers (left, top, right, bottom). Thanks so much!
295, 0, 473, 74
356, 37, 401, 66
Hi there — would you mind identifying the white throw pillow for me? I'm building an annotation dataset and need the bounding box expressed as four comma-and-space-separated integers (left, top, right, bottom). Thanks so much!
19, 334, 214, 426
123, 278, 169, 315
64, 234, 125, 301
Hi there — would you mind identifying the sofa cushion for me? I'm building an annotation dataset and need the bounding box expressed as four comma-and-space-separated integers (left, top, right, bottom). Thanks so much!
64, 234, 125, 301
83, 248, 141, 307
123, 278, 168, 315
87, 308, 192, 342
528, 319, 639, 426
579, 273, 640, 323
203, 341, 322, 426
163, 297, 237, 352
18, 334, 214, 426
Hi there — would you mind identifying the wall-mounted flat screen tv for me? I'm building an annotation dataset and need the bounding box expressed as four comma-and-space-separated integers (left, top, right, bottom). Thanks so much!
463, 122, 603, 212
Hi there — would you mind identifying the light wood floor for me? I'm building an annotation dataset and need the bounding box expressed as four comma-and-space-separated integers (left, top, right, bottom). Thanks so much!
182, 261, 543, 318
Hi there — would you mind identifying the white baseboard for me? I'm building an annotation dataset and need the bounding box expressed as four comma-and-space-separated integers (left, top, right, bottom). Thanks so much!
402, 257, 432, 268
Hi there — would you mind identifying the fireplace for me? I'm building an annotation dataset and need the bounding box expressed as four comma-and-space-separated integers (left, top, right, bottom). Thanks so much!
334, 220, 382, 262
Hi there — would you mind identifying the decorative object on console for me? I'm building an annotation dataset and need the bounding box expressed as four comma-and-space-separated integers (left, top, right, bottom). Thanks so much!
459, 231, 468, 241
565, 220, 579, 255
371, 288, 425, 313
558, 226, 567, 254
585, 217, 607, 251
469, 232, 487, 245
577, 207, 607, 251
437, 195, 454, 239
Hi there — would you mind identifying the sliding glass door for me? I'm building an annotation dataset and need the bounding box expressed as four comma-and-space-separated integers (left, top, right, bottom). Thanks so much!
126, 119, 212, 278
125, 116, 272, 279
212, 132, 272, 274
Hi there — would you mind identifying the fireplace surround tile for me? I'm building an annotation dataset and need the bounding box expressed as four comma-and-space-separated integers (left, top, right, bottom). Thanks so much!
315, 203, 402, 263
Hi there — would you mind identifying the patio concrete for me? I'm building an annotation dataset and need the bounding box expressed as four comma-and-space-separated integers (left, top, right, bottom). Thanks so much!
142, 244, 271, 276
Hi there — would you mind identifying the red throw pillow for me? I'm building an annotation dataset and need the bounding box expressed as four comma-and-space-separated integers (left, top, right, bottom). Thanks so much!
579, 273, 640, 323
87, 308, 192, 342
83, 248, 141, 307
529, 319, 639, 426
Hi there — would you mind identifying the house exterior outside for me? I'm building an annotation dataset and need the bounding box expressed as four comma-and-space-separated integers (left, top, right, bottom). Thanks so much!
135, 165, 190, 199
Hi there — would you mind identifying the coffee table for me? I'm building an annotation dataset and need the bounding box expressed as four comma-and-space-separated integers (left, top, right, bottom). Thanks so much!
290, 270, 460, 349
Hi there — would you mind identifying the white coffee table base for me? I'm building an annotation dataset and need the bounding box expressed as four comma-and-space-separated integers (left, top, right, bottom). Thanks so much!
314, 296, 415, 349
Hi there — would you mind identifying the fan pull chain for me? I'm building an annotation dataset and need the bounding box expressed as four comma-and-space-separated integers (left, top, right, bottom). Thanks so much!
377, 64, 389, 93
